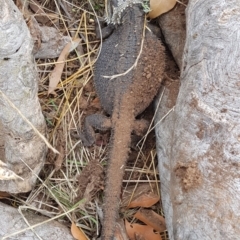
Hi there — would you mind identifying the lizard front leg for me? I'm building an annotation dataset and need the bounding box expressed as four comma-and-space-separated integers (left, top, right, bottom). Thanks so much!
95, 17, 114, 40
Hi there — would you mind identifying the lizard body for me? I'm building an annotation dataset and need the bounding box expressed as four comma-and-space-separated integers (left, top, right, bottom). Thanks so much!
81, 3, 165, 239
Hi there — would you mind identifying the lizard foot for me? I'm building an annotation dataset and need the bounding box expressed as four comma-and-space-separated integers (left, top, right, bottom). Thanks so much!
79, 113, 112, 147
133, 119, 149, 136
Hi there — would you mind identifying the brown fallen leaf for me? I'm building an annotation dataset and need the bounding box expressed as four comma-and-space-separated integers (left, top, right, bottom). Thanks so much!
48, 38, 81, 95
29, 0, 58, 24
148, 0, 177, 19
134, 209, 166, 233
29, 0, 45, 14
29, 0, 47, 21
71, 222, 88, 240
125, 220, 162, 240
122, 183, 159, 208
128, 191, 159, 208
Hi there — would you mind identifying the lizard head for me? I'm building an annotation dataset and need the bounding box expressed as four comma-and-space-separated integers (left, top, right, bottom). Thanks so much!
105, 0, 146, 25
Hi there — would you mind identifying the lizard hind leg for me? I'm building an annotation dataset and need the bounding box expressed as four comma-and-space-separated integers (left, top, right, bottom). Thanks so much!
79, 113, 112, 147
133, 118, 149, 136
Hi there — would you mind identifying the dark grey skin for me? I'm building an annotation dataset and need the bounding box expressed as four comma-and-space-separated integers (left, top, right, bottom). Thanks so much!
80, 3, 165, 239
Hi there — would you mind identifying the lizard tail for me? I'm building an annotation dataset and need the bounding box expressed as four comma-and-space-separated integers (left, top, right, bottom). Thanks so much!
101, 107, 134, 240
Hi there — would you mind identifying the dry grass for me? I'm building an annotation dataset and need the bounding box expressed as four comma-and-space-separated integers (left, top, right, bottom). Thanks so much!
8, 0, 168, 239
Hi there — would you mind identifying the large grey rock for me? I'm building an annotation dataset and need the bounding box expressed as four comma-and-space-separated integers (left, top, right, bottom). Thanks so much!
0, 202, 74, 240
0, 0, 46, 193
